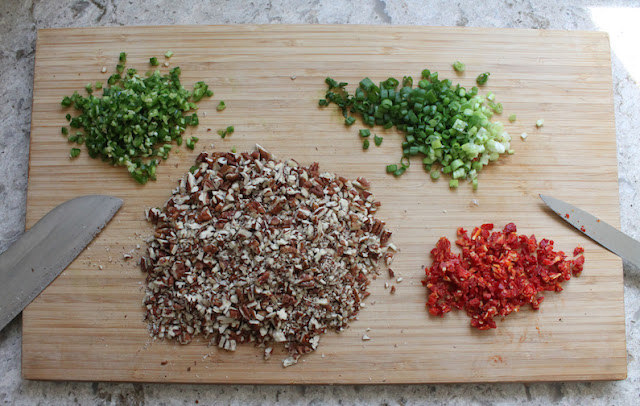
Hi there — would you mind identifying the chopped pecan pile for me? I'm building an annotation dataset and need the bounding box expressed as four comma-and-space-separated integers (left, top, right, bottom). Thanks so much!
142, 146, 394, 366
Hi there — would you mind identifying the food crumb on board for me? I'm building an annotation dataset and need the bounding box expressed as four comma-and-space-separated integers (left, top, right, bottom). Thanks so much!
362, 334, 371, 341
472, 199, 479, 206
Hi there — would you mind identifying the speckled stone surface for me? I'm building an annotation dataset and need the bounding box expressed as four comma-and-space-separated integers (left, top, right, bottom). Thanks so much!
1, 0, 639, 404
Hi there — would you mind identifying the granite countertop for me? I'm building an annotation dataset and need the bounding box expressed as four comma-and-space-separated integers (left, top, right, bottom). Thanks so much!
1, 0, 639, 404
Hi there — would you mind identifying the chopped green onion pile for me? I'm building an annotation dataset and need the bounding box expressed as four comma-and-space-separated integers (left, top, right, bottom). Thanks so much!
320, 70, 511, 189
60, 53, 214, 184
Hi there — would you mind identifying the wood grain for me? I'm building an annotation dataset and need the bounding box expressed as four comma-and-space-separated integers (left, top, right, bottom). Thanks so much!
22, 25, 625, 383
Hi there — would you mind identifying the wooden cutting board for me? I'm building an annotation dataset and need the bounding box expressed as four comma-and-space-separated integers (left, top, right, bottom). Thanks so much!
23, 25, 626, 383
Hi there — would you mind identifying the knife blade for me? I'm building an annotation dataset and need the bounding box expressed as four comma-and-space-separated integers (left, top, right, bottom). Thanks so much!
0, 195, 123, 332
539, 194, 640, 268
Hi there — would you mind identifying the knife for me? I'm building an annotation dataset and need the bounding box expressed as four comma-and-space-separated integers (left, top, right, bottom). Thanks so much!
0, 195, 123, 332
539, 194, 639, 268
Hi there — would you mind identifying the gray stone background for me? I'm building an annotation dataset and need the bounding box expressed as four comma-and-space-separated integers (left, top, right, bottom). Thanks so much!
1, 0, 639, 404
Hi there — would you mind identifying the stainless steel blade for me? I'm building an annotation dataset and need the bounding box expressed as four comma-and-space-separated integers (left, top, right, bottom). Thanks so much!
540, 194, 640, 267
0, 195, 123, 331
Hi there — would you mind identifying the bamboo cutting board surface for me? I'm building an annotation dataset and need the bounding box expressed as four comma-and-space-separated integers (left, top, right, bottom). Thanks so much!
23, 25, 626, 383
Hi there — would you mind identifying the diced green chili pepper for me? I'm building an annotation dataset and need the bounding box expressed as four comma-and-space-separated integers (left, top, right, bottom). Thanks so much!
374, 134, 383, 146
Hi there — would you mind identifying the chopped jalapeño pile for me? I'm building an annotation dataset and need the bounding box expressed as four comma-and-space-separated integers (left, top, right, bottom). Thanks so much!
60, 52, 214, 184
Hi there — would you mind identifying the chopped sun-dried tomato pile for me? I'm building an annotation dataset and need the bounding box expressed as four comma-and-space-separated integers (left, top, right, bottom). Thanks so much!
422, 223, 585, 330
